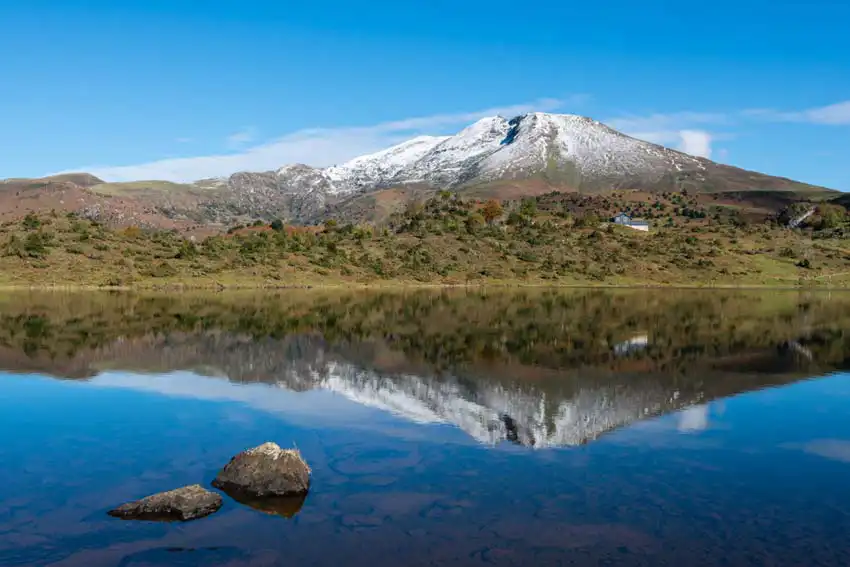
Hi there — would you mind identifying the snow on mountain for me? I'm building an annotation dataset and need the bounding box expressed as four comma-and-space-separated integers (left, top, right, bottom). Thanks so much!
266, 112, 708, 197
322, 135, 449, 193
400, 116, 511, 186
477, 112, 704, 182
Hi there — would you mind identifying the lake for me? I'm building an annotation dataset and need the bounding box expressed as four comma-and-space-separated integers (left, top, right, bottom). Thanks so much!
1, 289, 849, 566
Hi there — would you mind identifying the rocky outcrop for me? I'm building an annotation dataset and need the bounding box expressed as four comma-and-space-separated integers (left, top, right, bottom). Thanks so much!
212, 442, 311, 497
107, 484, 222, 521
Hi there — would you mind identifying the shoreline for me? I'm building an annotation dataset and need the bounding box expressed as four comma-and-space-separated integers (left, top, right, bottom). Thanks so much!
2, 281, 850, 292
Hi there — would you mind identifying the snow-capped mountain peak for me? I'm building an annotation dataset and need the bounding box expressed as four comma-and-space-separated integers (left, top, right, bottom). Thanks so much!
268, 111, 712, 197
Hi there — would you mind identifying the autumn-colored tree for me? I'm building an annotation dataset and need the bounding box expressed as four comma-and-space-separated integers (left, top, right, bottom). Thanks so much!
482, 199, 503, 225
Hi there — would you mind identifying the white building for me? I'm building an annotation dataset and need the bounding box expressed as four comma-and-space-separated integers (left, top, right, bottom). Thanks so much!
612, 212, 650, 232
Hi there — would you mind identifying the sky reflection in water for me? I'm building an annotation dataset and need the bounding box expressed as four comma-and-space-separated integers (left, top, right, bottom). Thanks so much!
0, 290, 849, 566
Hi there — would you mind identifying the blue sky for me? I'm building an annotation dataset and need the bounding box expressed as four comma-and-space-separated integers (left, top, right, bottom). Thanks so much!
1, 0, 848, 189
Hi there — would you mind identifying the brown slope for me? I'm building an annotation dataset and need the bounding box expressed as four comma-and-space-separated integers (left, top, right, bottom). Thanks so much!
0, 175, 217, 235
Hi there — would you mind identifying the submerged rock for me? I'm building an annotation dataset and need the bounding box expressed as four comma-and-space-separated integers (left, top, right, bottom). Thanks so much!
212, 442, 311, 497
107, 484, 222, 521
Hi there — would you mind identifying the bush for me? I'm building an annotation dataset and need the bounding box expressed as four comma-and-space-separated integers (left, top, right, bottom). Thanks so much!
465, 214, 484, 234
22, 213, 41, 231
23, 232, 53, 258
270, 219, 284, 231
519, 198, 537, 218
817, 204, 846, 230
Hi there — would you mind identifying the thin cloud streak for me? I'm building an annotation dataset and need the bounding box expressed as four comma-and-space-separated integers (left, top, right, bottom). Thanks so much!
755, 100, 850, 126
226, 127, 258, 149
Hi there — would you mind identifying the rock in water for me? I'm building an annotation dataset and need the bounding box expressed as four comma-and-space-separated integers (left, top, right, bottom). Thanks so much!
212, 442, 311, 497
107, 485, 222, 521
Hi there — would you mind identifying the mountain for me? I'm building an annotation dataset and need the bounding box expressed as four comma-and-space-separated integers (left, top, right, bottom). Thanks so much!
273, 113, 832, 196
2, 112, 837, 228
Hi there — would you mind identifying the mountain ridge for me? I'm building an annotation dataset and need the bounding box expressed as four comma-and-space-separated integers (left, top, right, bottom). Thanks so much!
1, 112, 839, 229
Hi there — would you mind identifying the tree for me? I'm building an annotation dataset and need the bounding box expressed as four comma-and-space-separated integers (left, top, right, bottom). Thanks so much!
817, 204, 846, 230
465, 213, 484, 234
22, 212, 41, 231
270, 219, 284, 231
482, 200, 503, 225
520, 198, 537, 218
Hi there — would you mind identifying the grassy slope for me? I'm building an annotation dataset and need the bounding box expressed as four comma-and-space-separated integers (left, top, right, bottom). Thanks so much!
0, 192, 849, 289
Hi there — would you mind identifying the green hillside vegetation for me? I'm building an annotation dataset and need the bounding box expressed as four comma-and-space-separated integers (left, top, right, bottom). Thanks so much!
1, 191, 849, 288
1, 289, 849, 378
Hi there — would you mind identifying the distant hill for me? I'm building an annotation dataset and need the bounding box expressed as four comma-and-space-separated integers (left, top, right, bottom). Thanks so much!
2, 112, 839, 229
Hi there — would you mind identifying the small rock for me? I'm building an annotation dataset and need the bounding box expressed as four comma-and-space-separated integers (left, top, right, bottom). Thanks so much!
212, 442, 311, 497
107, 484, 222, 521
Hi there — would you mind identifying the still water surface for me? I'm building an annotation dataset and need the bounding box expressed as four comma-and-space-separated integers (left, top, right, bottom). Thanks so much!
1, 290, 849, 566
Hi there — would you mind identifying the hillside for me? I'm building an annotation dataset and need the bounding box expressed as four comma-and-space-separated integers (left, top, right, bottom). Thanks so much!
1, 190, 850, 288
2, 113, 837, 230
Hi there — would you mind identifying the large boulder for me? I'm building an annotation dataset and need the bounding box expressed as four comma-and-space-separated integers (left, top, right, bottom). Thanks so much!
107, 484, 222, 521
212, 442, 311, 497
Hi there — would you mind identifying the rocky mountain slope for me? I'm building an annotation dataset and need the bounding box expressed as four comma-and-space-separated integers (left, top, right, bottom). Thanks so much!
2, 113, 837, 228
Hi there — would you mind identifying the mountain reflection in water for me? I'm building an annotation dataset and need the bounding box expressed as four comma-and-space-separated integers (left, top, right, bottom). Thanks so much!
4, 289, 850, 567
0, 289, 847, 447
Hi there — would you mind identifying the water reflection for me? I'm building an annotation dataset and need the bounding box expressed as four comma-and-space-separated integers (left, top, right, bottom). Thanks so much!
2, 290, 850, 566
0, 289, 847, 447
222, 491, 306, 518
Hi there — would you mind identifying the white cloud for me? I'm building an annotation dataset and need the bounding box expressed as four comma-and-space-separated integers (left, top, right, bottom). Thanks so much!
175, 137, 193, 144
607, 112, 722, 158
226, 127, 257, 149
787, 439, 850, 463
800, 101, 850, 124
68, 97, 577, 182
623, 129, 713, 158
607, 111, 728, 133
677, 130, 713, 158
743, 100, 850, 125
627, 130, 682, 145
677, 404, 709, 432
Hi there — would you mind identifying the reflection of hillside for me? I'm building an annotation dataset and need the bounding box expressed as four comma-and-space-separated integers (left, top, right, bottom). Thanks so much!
0, 329, 833, 447
0, 290, 849, 446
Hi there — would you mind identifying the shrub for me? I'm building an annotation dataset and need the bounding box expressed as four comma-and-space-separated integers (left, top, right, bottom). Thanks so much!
22, 213, 41, 231
23, 232, 53, 258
